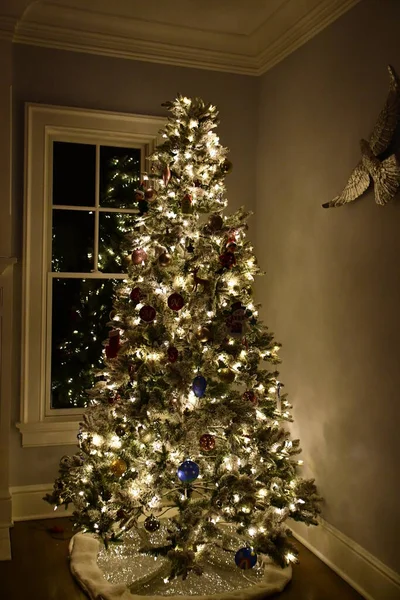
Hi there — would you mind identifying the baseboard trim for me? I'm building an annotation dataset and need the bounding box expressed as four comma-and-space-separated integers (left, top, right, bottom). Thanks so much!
290, 518, 400, 600
11, 483, 73, 522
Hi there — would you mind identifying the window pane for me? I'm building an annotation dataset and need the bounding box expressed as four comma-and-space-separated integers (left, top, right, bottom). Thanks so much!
98, 212, 136, 273
100, 146, 141, 208
52, 210, 94, 272
51, 277, 119, 409
53, 141, 96, 207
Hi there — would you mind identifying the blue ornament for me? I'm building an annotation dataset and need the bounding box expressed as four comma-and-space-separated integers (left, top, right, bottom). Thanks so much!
235, 547, 257, 570
192, 375, 207, 398
177, 460, 199, 483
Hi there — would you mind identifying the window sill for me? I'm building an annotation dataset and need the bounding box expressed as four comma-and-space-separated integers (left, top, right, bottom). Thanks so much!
16, 420, 80, 447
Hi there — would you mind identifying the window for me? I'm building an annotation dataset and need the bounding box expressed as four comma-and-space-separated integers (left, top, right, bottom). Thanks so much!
18, 104, 164, 447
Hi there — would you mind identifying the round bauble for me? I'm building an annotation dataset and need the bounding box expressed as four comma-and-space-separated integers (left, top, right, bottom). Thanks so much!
209, 214, 224, 232
168, 293, 185, 311
109, 309, 117, 320
199, 433, 216, 452
243, 390, 258, 405
139, 305, 156, 323
110, 458, 127, 477
115, 425, 126, 437
131, 249, 147, 265
195, 326, 211, 343
158, 252, 171, 266
221, 159, 233, 175
130, 287, 144, 304
177, 460, 199, 483
235, 547, 257, 570
219, 251, 236, 269
219, 368, 235, 383
144, 515, 161, 533
192, 375, 207, 398
145, 188, 156, 200
167, 346, 179, 363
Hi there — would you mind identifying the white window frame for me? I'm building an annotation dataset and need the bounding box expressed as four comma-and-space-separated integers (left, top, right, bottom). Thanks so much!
17, 103, 165, 447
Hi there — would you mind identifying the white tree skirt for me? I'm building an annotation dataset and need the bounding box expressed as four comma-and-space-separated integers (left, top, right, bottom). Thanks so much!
69, 529, 292, 600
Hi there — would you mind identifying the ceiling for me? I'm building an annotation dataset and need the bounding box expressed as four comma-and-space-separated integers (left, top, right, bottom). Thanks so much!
0, 0, 360, 75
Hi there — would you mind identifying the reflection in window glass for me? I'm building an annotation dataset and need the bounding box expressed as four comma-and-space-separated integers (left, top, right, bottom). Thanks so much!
53, 142, 96, 207
52, 210, 94, 272
100, 146, 141, 208
51, 278, 119, 409
98, 212, 136, 273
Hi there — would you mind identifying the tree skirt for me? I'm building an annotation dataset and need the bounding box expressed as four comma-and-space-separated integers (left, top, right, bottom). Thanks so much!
69, 525, 292, 600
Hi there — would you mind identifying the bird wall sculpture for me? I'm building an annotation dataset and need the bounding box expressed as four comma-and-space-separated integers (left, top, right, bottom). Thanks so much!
323, 65, 400, 208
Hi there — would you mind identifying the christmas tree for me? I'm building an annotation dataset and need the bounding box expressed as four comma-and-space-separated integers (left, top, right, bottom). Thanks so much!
46, 96, 320, 581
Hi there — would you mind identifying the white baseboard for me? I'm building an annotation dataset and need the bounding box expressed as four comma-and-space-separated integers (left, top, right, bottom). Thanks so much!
11, 483, 73, 522
10, 485, 400, 600
290, 518, 400, 600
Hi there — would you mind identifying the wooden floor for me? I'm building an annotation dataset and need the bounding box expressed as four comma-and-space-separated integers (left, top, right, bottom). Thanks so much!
0, 518, 364, 600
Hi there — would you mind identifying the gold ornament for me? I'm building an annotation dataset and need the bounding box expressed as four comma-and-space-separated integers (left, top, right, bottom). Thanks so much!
196, 326, 211, 342
219, 368, 235, 383
158, 252, 171, 266
110, 458, 127, 477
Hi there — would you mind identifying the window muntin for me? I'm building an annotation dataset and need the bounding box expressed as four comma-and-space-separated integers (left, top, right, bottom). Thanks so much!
49, 141, 141, 410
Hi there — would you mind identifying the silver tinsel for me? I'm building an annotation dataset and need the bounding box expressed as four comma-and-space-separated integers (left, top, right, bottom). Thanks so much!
94, 522, 274, 597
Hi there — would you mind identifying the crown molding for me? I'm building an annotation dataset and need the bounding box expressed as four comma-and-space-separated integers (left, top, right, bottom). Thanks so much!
14, 22, 258, 75
9, 0, 360, 76
256, 0, 361, 74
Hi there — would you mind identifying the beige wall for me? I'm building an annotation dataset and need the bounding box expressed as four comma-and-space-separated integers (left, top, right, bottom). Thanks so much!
256, 0, 400, 573
10, 45, 258, 485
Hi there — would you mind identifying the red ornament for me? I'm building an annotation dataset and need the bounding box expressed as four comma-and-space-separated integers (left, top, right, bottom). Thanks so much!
226, 303, 247, 336
243, 390, 258, 405
139, 305, 156, 323
130, 287, 144, 304
145, 188, 156, 200
219, 251, 236, 269
226, 241, 237, 252
199, 433, 216, 452
167, 346, 179, 363
131, 249, 147, 265
163, 165, 171, 186
181, 193, 193, 214
168, 293, 185, 311
106, 330, 120, 359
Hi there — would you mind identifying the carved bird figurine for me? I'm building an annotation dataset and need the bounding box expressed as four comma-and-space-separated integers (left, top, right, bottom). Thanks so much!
323, 65, 400, 208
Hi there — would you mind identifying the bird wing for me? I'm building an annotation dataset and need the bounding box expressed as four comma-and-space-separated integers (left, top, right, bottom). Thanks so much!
373, 154, 400, 206
322, 163, 370, 208
369, 65, 400, 156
